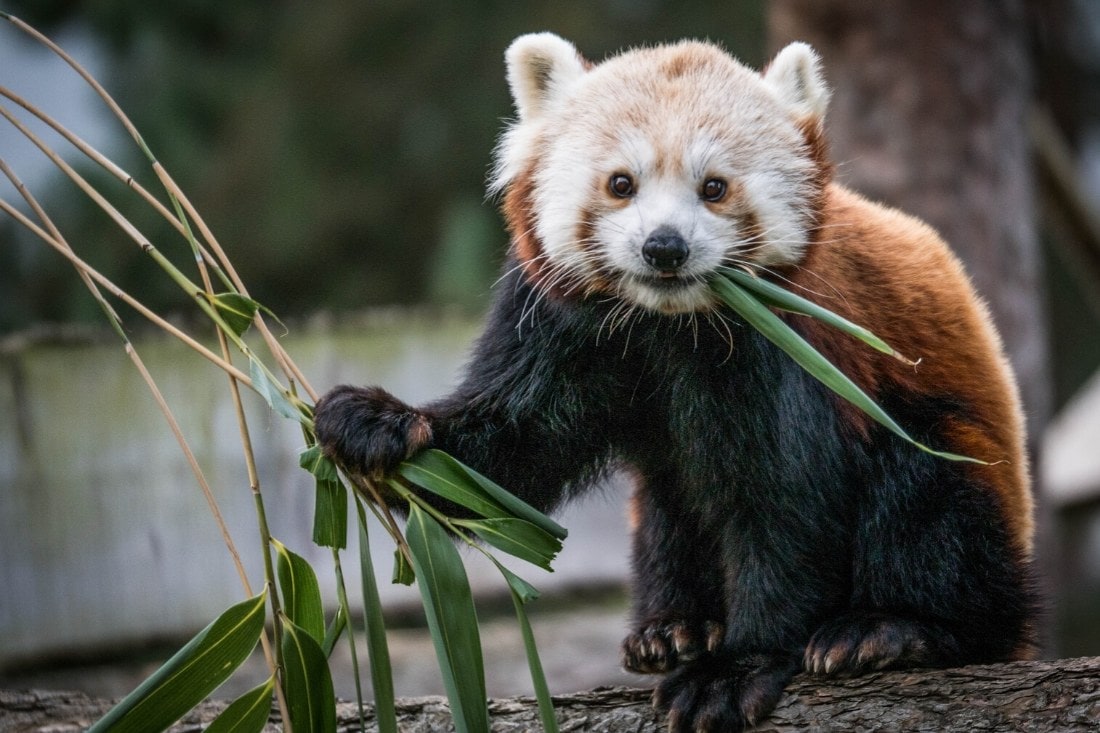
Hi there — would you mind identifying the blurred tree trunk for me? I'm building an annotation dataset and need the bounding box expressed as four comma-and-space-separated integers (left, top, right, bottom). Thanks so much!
768, 0, 1052, 444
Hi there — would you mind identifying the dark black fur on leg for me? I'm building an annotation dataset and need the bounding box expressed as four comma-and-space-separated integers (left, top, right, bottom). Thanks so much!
814, 430, 1042, 675
654, 652, 800, 733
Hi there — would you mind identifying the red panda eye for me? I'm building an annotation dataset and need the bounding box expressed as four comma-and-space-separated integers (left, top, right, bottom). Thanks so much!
702, 178, 727, 202
609, 174, 635, 198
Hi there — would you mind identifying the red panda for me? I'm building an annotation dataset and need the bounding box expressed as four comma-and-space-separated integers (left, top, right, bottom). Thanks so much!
314, 34, 1038, 732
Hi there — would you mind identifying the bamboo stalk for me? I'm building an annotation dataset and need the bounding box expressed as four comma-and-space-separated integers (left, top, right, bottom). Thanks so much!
0, 194, 253, 384
0, 12, 157, 161
188, 198, 292, 728
0, 86, 187, 239
153, 164, 319, 402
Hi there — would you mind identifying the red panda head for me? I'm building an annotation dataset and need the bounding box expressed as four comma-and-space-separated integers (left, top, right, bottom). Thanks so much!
493, 33, 832, 314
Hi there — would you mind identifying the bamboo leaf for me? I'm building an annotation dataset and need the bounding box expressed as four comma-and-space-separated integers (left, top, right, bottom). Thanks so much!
510, 590, 559, 733
321, 605, 347, 659
273, 540, 326, 643
392, 547, 415, 585
401, 449, 568, 540
281, 614, 337, 733
480, 555, 557, 731
454, 517, 562, 571
248, 357, 308, 424
299, 444, 340, 482
312, 477, 348, 549
356, 499, 398, 733
709, 275, 983, 463
718, 267, 916, 364
204, 677, 275, 733
298, 443, 347, 549
405, 504, 489, 733
495, 561, 541, 604
209, 292, 259, 338
87, 592, 266, 733
398, 456, 510, 521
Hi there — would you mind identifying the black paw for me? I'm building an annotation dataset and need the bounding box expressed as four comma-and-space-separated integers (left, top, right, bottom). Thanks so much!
313, 385, 431, 478
653, 652, 797, 733
621, 616, 724, 674
804, 612, 951, 676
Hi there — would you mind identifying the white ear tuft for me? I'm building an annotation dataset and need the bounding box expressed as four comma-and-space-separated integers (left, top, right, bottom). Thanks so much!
505, 32, 587, 121
763, 42, 830, 120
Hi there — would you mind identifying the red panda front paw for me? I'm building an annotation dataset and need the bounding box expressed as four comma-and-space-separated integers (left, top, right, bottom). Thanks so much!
313, 385, 432, 479
621, 616, 724, 674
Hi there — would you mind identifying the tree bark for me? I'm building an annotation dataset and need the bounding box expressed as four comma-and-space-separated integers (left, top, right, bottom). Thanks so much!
4, 657, 1098, 732
768, 0, 1052, 441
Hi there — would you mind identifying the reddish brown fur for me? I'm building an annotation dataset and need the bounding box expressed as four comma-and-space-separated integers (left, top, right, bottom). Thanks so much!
788, 184, 1032, 554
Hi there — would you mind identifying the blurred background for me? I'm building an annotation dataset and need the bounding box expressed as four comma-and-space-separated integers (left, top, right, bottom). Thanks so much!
2, 0, 1100, 703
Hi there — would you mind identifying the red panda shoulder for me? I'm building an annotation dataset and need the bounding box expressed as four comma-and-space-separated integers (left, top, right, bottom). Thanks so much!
791, 183, 1033, 553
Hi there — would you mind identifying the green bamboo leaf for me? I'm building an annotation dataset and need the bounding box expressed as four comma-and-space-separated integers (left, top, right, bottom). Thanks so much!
480, 555, 556, 731
273, 539, 325, 643
709, 275, 983, 463
718, 267, 916, 364
508, 589, 557, 732
204, 677, 275, 733
398, 456, 510, 521
249, 357, 308, 425
209, 292, 260, 338
281, 614, 337, 733
392, 546, 415, 585
312, 477, 348, 549
454, 517, 562, 571
321, 605, 347, 658
356, 499, 398, 733
405, 503, 489, 733
494, 560, 541, 604
87, 592, 266, 733
299, 444, 340, 482
298, 442, 347, 548
402, 449, 568, 540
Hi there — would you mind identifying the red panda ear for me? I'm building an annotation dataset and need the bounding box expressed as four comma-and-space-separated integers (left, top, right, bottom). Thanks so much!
763, 42, 830, 122
505, 32, 588, 122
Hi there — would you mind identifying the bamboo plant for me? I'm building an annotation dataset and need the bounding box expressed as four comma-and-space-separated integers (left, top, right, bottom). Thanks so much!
0, 13, 562, 733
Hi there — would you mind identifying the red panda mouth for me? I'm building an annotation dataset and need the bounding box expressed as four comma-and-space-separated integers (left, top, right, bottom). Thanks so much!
635, 272, 696, 290
610, 270, 714, 314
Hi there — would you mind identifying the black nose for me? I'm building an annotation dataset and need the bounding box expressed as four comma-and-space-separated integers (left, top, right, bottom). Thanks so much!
642, 228, 689, 271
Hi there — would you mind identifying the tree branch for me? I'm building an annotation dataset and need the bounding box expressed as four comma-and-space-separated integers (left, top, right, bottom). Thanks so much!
4, 657, 1098, 732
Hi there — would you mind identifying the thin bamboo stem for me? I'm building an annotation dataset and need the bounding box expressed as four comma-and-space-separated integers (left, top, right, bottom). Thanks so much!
153, 164, 319, 402
0, 100, 308, 423
188, 196, 290, 725
0, 87, 183, 235
124, 343, 254, 596
0, 12, 155, 160
0, 194, 253, 384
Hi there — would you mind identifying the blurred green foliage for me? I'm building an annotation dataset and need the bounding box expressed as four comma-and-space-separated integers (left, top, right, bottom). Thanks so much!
2, 0, 764, 333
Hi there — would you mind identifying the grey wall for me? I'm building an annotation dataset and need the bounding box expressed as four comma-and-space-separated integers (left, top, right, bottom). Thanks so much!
0, 311, 633, 668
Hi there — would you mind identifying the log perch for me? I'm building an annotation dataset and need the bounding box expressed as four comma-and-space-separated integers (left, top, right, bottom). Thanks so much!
2, 657, 1098, 732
